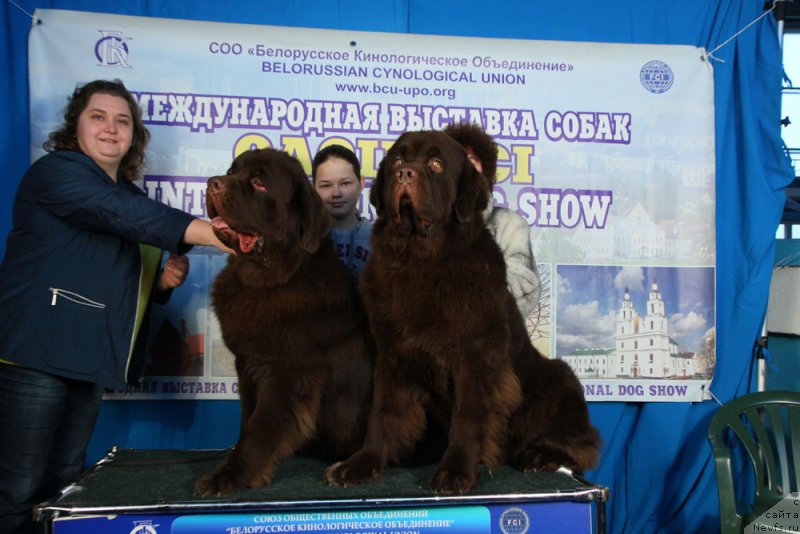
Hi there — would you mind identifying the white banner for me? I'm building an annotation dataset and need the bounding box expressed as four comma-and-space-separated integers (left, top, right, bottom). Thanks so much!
29, 9, 716, 401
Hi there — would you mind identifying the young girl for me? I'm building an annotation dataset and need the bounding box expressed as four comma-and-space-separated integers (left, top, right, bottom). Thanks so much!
312, 144, 372, 285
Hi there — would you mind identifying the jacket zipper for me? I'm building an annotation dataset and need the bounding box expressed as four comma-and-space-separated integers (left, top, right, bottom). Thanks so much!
49, 288, 106, 309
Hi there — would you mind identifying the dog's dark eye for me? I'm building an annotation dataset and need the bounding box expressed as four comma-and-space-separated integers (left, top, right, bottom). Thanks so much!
391, 156, 403, 168
428, 159, 444, 173
251, 178, 267, 192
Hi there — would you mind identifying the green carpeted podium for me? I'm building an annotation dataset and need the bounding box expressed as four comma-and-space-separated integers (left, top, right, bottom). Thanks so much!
34, 447, 608, 534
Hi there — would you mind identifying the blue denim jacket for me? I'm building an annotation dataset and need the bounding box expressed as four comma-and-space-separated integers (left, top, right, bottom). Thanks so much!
0, 151, 195, 388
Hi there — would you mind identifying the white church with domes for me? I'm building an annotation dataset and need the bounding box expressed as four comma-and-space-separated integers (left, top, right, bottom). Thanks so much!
561, 280, 698, 379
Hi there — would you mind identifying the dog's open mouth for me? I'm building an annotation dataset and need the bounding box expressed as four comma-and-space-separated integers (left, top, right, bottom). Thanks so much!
207, 194, 260, 254
210, 217, 260, 254
394, 193, 414, 227
394, 193, 432, 236
398, 195, 414, 221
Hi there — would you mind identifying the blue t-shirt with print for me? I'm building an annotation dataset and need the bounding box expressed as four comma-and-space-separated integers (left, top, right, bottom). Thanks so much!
329, 217, 373, 285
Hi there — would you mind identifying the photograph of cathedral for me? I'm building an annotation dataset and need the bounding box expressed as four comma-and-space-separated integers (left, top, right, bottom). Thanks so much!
556, 265, 716, 380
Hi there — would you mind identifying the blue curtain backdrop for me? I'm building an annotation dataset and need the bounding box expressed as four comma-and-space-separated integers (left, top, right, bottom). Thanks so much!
0, 1, 793, 532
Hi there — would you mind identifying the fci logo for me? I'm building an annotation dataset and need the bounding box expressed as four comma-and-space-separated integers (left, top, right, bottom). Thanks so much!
129, 519, 159, 534
499, 506, 530, 534
95, 30, 132, 68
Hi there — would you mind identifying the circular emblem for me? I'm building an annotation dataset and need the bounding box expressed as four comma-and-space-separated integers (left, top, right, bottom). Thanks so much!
130, 523, 158, 534
639, 60, 674, 94
94, 35, 130, 66
499, 506, 530, 534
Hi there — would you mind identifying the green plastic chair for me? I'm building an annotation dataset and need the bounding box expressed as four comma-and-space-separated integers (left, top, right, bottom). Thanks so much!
707, 390, 800, 534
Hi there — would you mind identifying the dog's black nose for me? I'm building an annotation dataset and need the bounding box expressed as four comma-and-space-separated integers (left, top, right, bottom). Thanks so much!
395, 167, 417, 185
207, 176, 226, 193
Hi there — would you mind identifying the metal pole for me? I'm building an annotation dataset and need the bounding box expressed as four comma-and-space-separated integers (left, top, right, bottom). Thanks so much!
760, 0, 788, 392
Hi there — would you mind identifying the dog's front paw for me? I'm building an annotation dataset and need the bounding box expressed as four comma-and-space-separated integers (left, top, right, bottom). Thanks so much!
195, 470, 242, 497
194, 457, 271, 497
518, 446, 576, 473
429, 465, 479, 495
324, 451, 385, 487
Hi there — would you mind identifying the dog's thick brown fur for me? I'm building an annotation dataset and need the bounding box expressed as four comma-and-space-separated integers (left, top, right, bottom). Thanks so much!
324, 131, 600, 495
195, 148, 374, 496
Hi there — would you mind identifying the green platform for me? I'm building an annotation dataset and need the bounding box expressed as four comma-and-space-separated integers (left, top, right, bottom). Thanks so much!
35, 447, 608, 534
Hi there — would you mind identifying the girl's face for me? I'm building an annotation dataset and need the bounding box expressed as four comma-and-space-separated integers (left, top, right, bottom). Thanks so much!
314, 156, 363, 224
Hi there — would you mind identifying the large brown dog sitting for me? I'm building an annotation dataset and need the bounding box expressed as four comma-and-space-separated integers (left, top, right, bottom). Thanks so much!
195, 148, 374, 496
325, 131, 600, 495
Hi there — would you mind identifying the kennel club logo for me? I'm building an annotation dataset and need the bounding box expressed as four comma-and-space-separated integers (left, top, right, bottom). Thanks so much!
639, 60, 674, 94
129, 519, 159, 534
499, 507, 530, 534
95, 30, 132, 68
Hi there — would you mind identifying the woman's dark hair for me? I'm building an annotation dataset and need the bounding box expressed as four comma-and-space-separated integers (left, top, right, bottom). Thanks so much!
311, 144, 361, 182
44, 79, 150, 182
444, 122, 498, 186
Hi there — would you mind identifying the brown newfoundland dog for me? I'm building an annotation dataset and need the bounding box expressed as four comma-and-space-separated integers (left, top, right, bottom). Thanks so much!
195, 148, 374, 496
325, 131, 600, 495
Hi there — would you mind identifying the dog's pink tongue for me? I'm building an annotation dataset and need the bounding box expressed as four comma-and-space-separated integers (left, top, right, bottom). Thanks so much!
210, 217, 229, 230
211, 217, 257, 253
238, 233, 258, 254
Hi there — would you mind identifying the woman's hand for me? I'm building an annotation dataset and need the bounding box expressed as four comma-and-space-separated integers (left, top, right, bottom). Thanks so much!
184, 219, 237, 255
157, 253, 189, 292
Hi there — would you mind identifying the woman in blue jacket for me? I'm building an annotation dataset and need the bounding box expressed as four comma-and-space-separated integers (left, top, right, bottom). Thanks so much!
0, 79, 232, 534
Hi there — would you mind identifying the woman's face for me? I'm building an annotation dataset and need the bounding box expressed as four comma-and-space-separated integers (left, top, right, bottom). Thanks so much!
75, 93, 134, 179
465, 146, 483, 175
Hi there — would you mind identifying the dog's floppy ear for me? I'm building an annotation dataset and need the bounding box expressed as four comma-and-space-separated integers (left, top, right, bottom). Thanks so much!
454, 151, 489, 223
370, 153, 388, 217
296, 171, 330, 254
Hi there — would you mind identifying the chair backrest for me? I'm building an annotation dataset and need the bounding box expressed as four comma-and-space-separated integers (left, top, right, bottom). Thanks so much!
707, 390, 800, 534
